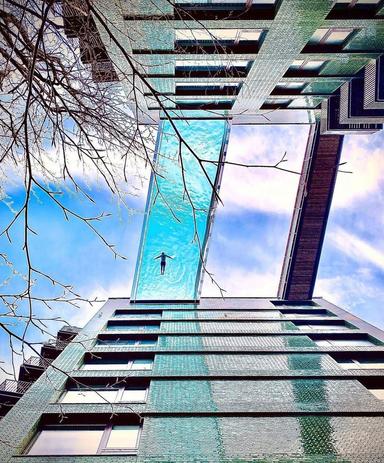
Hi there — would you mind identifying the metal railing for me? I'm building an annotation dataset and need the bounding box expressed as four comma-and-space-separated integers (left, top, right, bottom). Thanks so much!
0, 379, 32, 395
23, 356, 52, 368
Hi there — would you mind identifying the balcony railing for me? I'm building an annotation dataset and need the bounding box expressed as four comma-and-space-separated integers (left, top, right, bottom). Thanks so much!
0, 379, 32, 395
23, 356, 52, 368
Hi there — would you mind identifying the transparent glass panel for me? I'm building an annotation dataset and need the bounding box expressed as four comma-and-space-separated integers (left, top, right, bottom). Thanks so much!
290, 60, 304, 69
329, 339, 374, 346
175, 59, 250, 68
326, 30, 353, 45
81, 363, 128, 370
310, 28, 328, 43
121, 389, 147, 402
303, 60, 325, 70
28, 428, 103, 455
176, 29, 260, 42
106, 426, 139, 449
107, 325, 159, 331
113, 313, 162, 319
369, 389, 384, 400
277, 81, 305, 89
138, 339, 158, 346
131, 119, 230, 301
298, 324, 348, 330
265, 98, 291, 105
61, 390, 118, 404
338, 360, 358, 369
315, 340, 332, 347
131, 359, 153, 370
357, 361, 384, 369
335, 0, 379, 3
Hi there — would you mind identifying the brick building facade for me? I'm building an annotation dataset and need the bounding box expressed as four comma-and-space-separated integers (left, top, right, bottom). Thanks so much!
1, 297, 384, 461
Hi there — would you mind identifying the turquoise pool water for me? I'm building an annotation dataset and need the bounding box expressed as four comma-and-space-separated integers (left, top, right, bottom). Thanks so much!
131, 119, 230, 301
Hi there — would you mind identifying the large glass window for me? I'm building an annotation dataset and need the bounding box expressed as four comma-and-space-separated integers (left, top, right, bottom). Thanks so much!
339, 359, 384, 369
175, 28, 262, 43
113, 310, 162, 319
308, 28, 355, 46
97, 338, 157, 346
61, 389, 118, 404
368, 389, 384, 400
106, 425, 140, 450
81, 358, 153, 371
106, 324, 160, 331
60, 387, 148, 404
335, 0, 380, 4
289, 59, 327, 73
297, 324, 349, 330
315, 339, 375, 347
27, 424, 140, 455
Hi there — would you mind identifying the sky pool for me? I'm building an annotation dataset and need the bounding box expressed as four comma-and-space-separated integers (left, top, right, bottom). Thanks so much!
131, 119, 230, 301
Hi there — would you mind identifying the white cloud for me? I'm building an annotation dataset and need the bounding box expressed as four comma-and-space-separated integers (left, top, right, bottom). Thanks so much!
219, 125, 309, 214
328, 227, 384, 271
333, 131, 384, 209
67, 278, 133, 328
202, 263, 281, 297
316, 274, 384, 330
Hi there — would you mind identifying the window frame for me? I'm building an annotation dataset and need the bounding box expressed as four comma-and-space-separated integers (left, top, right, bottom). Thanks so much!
96, 337, 158, 347
308, 27, 357, 48
59, 386, 149, 404
26, 423, 141, 456
81, 358, 154, 371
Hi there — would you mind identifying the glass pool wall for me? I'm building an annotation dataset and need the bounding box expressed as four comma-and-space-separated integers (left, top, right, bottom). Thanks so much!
131, 119, 231, 301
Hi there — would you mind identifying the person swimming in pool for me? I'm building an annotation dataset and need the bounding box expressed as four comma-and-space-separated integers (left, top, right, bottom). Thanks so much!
155, 252, 173, 275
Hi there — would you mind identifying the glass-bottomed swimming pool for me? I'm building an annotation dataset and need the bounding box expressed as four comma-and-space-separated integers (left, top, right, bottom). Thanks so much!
131, 119, 230, 301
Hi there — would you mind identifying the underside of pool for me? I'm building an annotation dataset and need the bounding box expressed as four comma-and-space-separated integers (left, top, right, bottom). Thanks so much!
131, 119, 231, 301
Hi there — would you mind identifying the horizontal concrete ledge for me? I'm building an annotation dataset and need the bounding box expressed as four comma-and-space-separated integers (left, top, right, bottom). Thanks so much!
40, 410, 384, 418
70, 372, 384, 380
97, 330, 370, 336
90, 348, 384, 355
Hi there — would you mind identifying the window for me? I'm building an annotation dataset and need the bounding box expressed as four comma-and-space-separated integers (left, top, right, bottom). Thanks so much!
308, 28, 355, 47
290, 59, 326, 71
113, 313, 162, 319
106, 324, 160, 331
368, 389, 384, 400
281, 311, 334, 318
275, 81, 306, 91
61, 389, 118, 404
113, 310, 162, 319
61, 387, 148, 404
262, 98, 292, 108
315, 339, 375, 347
174, 59, 252, 77
297, 324, 348, 330
338, 359, 384, 369
81, 358, 153, 371
97, 338, 157, 346
175, 59, 250, 69
27, 424, 141, 455
175, 28, 262, 43
335, 0, 381, 4
288, 98, 321, 109
327, 0, 381, 19
175, 100, 234, 110
175, 82, 241, 96
175, 29, 264, 54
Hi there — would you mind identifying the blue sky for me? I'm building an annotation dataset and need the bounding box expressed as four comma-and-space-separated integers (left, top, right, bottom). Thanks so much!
1, 123, 384, 373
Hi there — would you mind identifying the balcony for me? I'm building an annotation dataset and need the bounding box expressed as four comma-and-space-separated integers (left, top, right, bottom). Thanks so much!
19, 356, 52, 382
0, 380, 32, 417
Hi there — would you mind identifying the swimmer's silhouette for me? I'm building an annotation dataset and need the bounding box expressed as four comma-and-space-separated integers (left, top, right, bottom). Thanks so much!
155, 252, 173, 275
